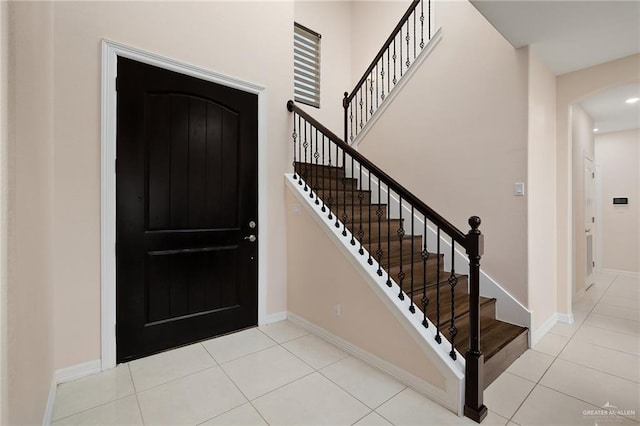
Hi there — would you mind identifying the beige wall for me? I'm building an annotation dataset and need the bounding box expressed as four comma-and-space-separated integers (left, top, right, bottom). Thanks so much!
526, 49, 557, 331
556, 53, 640, 314
51, 1, 293, 369
7, 1, 56, 423
570, 105, 594, 295
355, 0, 530, 305
595, 129, 640, 273
286, 188, 448, 391
295, 1, 353, 133
0, 0, 9, 421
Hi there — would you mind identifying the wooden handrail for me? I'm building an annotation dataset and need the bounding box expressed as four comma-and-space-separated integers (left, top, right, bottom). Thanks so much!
288, 100, 467, 247
346, 0, 421, 103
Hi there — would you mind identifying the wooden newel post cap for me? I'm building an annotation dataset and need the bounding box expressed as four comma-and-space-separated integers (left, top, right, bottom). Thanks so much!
469, 216, 481, 232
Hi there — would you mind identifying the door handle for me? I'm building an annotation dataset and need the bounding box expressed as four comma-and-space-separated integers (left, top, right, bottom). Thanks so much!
244, 234, 257, 243
585, 228, 591, 233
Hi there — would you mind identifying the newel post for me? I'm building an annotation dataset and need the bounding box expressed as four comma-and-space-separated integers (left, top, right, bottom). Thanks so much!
342, 92, 349, 144
464, 216, 488, 423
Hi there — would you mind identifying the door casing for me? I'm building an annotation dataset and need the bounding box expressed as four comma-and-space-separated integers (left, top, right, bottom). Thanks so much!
101, 39, 268, 371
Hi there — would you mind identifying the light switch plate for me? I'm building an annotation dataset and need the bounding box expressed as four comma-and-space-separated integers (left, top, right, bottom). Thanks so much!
292, 204, 303, 215
514, 182, 525, 196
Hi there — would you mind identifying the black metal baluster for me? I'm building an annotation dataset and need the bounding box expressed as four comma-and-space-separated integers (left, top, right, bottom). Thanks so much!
376, 178, 383, 276
375, 63, 379, 108
341, 150, 348, 237
298, 116, 303, 186
422, 215, 429, 327
449, 239, 458, 360
397, 197, 405, 301
303, 120, 308, 191
409, 206, 415, 313
351, 157, 356, 245
400, 29, 404, 77
369, 76, 374, 117
428, 0, 431, 39
366, 170, 372, 264
393, 39, 397, 85
313, 129, 319, 203
349, 104, 354, 143
321, 134, 326, 213
355, 161, 362, 249
365, 80, 368, 122
435, 227, 442, 343
386, 186, 392, 287
413, 9, 416, 61
335, 143, 340, 228
381, 57, 385, 101
405, 22, 411, 69
359, 90, 363, 130
387, 50, 391, 94
420, 0, 425, 49
327, 135, 333, 220
292, 112, 298, 180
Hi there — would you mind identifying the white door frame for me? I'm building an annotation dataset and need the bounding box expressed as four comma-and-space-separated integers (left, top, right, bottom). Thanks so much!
583, 154, 595, 291
101, 40, 268, 371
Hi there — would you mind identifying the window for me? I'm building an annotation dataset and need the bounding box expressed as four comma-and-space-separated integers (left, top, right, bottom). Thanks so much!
294, 23, 321, 108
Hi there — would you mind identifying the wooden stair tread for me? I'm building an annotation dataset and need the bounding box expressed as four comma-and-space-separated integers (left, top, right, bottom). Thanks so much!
455, 317, 527, 360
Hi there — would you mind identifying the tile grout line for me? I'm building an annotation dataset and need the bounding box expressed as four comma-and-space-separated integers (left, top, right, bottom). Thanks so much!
127, 364, 147, 425
506, 274, 620, 424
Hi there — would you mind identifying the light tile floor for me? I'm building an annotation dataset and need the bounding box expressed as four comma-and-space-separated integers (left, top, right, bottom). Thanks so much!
52, 272, 639, 425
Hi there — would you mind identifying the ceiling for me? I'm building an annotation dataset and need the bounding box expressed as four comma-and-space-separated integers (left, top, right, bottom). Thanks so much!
580, 83, 640, 134
470, 0, 640, 133
470, 0, 640, 76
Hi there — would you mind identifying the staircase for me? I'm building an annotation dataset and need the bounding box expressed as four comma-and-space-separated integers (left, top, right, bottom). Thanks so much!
288, 0, 529, 422
295, 161, 528, 389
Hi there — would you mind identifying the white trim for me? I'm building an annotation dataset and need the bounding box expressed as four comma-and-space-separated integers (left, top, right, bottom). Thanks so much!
289, 312, 461, 415
600, 268, 640, 278
42, 376, 56, 426
285, 174, 464, 416
530, 313, 557, 347
352, 28, 442, 148
557, 312, 574, 324
54, 359, 102, 384
42, 360, 102, 425
529, 312, 574, 347
101, 40, 268, 371
352, 165, 531, 329
261, 311, 288, 325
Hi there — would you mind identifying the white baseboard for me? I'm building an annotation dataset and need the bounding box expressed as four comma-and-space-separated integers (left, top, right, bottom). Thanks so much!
600, 268, 640, 278
42, 360, 102, 425
530, 312, 574, 347
557, 312, 574, 324
530, 313, 557, 347
42, 376, 57, 426
288, 312, 460, 415
54, 359, 102, 384
260, 311, 288, 325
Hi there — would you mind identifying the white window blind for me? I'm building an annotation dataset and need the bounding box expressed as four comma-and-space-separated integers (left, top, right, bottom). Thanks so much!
294, 23, 321, 108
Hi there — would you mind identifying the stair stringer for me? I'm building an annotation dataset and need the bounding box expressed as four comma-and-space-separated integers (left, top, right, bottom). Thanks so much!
347, 163, 533, 332
285, 174, 465, 416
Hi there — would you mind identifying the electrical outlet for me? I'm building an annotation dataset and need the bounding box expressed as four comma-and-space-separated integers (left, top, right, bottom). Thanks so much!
333, 303, 341, 316
292, 204, 302, 215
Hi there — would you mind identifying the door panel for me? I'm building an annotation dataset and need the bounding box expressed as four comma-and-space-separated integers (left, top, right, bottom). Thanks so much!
116, 57, 258, 362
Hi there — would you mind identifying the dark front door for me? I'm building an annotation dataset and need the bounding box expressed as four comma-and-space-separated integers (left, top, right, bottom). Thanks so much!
116, 57, 258, 363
